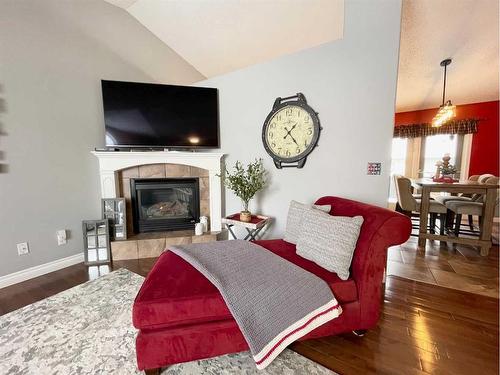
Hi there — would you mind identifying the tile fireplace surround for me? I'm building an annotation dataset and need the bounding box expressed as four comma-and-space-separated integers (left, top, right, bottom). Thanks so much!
92, 151, 225, 259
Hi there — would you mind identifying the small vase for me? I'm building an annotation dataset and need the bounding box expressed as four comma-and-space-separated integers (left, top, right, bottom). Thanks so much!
199, 216, 208, 232
194, 223, 204, 236
240, 211, 251, 222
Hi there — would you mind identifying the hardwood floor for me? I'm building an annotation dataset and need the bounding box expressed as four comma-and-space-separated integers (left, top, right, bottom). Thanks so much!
0, 258, 156, 316
0, 258, 498, 374
292, 276, 499, 374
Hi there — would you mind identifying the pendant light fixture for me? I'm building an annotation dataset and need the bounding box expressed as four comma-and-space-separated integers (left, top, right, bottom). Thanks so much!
432, 58, 456, 127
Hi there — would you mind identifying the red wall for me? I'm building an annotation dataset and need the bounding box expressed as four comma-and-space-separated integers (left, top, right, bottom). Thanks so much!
395, 101, 499, 176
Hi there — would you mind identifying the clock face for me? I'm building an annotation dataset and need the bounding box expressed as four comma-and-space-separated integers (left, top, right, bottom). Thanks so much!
263, 104, 318, 161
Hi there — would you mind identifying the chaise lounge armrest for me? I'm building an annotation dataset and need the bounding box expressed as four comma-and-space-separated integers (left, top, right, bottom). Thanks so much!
314, 196, 412, 328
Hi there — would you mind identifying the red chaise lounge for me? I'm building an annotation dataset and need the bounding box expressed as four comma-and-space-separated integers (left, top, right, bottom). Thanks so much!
132, 196, 412, 373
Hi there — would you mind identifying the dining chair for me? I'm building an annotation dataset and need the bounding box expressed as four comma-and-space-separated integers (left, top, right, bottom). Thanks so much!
435, 174, 494, 230
393, 174, 428, 213
394, 175, 447, 235
445, 176, 499, 236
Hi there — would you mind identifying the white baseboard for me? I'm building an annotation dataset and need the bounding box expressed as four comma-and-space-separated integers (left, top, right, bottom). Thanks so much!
0, 253, 84, 289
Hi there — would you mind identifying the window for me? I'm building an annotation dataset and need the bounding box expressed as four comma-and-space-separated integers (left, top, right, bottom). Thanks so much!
420, 134, 462, 178
389, 138, 407, 201
387, 132, 468, 204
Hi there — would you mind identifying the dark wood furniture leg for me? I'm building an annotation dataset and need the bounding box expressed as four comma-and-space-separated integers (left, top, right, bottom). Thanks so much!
446, 209, 455, 230
429, 213, 436, 234
454, 214, 462, 237
468, 215, 475, 231
439, 213, 446, 235
144, 369, 161, 375
226, 224, 237, 239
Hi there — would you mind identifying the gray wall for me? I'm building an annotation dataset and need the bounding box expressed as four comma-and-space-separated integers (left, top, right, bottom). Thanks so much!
199, 0, 402, 238
0, 0, 204, 277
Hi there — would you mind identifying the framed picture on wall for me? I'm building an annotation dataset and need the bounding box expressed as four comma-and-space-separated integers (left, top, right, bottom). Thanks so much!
101, 198, 127, 240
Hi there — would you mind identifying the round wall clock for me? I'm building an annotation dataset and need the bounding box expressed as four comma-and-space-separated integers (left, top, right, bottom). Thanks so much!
262, 93, 321, 169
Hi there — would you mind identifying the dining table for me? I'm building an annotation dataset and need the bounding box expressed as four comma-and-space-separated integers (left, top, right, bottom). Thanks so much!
412, 178, 499, 256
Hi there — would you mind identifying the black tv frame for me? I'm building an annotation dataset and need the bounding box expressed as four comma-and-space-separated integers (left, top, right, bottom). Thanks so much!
101, 80, 220, 150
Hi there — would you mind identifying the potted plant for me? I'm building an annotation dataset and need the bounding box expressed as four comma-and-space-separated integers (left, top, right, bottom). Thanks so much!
219, 159, 267, 222
439, 163, 458, 178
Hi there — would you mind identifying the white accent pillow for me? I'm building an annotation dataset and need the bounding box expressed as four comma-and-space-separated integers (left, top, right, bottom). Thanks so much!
284, 200, 331, 244
296, 208, 363, 280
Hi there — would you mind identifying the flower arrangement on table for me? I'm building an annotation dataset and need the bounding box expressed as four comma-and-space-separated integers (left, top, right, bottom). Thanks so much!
434, 153, 458, 182
219, 158, 267, 222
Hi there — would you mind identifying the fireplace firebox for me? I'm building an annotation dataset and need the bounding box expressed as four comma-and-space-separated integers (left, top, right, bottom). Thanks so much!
130, 178, 200, 233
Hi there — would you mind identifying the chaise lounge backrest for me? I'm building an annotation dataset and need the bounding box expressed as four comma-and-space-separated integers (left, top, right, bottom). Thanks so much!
314, 196, 411, 328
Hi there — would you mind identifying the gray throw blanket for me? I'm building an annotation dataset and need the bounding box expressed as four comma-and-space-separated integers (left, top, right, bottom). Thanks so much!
170, 240, 342, 369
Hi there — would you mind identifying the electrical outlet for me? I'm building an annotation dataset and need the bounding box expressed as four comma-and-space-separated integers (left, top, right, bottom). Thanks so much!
57, 230, 67, 246
17, 242, 29, 256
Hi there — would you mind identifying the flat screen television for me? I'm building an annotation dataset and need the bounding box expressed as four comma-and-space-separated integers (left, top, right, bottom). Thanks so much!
101, 80, 219, 149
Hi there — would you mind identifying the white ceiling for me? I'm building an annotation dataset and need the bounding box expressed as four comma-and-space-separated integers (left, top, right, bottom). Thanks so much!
105, 0, 498, 112
396, 0, 499, 112
105, 0, 344, 78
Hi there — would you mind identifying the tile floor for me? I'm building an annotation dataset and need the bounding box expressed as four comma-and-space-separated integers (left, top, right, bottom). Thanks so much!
387, 228, 499, 298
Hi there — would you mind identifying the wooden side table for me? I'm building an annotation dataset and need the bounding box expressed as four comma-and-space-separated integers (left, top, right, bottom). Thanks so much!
221, 214, 272, 241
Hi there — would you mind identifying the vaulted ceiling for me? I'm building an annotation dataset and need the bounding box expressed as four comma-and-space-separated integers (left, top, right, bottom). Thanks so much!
105, 0, 344, 78
396, 0, 499, 112
105, 0, 498, 112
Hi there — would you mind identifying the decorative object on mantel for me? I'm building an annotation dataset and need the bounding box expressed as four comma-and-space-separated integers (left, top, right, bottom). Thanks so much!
101, 198, 127, 240
194, 222, 204, 236
82, 219, 111, 265
433, 153, 458, 182
219, 159, 267, 222
432, 58, 456, 127
262, 93, 322, 169
199, 215, 209, 232
222, 214, 272, 241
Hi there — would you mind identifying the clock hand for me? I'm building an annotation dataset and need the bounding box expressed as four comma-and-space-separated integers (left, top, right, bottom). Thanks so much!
288, 133, 299, 146
282, 126, 300, 146
283, 124, 297, 139
283, 127, 290, 139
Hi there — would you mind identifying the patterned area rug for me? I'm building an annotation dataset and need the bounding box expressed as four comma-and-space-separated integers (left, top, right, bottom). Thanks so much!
0, 269, 335, 374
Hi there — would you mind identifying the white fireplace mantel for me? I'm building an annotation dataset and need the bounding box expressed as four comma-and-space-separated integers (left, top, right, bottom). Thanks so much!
91, 151, 225, 231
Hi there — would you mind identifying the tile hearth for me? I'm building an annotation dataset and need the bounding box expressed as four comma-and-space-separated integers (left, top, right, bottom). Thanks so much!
111, 230, 227, 260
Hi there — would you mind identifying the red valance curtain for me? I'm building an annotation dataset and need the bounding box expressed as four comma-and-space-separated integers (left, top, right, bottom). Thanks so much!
393, 118, 479, 139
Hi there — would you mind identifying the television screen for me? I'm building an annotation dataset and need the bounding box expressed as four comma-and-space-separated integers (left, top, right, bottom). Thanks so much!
101, 80, 219, 148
